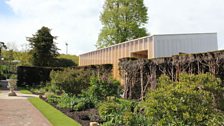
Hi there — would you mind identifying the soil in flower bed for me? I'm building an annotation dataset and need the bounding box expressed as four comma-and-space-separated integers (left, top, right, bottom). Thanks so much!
40, 97, 101, 126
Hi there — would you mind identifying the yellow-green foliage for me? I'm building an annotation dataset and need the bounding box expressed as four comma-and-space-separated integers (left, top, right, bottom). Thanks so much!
57, 54, 79, 65
137, 73, 224, 125
99, 73, 224, 126
2, 50, 79, 67
2, 50, 32, 66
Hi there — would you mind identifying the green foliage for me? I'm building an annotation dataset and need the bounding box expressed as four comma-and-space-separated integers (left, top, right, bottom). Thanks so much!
57, 54, 79, 67
28, 26, 58, 67
51, 93, 94, 111
98, 73, 224, 125
0, 41, 7, 50
17, 66, 61, 87
2, 50, 78, 67
86, 76, 121, 101
71, 76, 121, 111
136, 73, 224, 125
0, 65, 8, 79
98, 98, 145, 126
30, 87, 46, 95
97, 0, 148, 48
53, 58, 76, 67
48, 73, 121, 112
0, 41, 7, 59
73, 97, 95, 111
47, 93, 61, 105
2, 50, 32, 66
19, 89, 32, 94
50, 68, 91, 95
57, 93, 77, 109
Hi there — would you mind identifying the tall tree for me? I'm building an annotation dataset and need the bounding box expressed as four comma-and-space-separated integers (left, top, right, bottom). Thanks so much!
28, 26, 58, 66
96, 0, 148, 48
0, 42, 7, 59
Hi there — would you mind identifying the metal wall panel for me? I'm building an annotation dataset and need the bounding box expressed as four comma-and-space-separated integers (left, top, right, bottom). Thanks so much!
153, 33, 218, 58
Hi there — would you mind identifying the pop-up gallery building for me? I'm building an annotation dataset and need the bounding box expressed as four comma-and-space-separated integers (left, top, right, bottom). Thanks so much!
79, 33, 218, 80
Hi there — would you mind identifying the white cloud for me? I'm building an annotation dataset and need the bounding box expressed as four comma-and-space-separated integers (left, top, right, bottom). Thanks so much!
1, 0, 105, 54
0, 0, 224, 55
147, 0, 224, 49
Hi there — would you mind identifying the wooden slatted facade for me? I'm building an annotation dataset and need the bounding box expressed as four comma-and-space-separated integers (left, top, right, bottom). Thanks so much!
79, 36, 153, 80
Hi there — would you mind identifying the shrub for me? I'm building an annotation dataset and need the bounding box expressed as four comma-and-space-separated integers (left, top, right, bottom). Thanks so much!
29, 84, 47, 95
73, 97, 95, 111
98, 73, 224, 126
47, 94, 61, 105
86, 76, 121, 101
53, 58, 77, 67
50, 75, 121, 112
136, 73, 224, 125
17, 66, 62, 86
57, 93, 77, 109
71, 76, 121, 111
98, 98, 141, 126
50, 68, 91, 95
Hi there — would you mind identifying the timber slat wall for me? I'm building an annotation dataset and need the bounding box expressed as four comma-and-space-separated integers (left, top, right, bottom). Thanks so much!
79, 36, 153, 80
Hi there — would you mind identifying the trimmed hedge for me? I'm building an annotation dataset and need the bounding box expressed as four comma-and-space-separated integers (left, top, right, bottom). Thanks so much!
17, 66, 62, 86
17, 64, 113, 87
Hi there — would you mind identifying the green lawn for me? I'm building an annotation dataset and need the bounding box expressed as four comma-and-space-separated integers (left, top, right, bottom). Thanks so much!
19, 89, 32, 94
28, 97, 80, 126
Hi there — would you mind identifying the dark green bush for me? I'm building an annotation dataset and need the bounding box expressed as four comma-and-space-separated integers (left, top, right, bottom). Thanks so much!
17, 66, 62, 86
52, 58, 77, 67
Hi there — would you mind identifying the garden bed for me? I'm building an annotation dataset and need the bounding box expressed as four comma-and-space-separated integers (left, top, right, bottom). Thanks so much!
41, 97, 101, 126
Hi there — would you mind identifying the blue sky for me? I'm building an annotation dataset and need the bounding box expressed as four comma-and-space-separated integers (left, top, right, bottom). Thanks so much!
0, 0, 224, 55
0, 0, 12, 15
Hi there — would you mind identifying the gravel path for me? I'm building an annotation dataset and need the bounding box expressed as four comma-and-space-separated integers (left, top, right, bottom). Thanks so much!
0, 90, 52, 126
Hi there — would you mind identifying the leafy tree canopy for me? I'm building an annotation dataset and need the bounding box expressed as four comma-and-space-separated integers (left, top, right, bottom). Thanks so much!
0, 42, 7, 58
28, 26, 58, 67
96, 0, 148, 48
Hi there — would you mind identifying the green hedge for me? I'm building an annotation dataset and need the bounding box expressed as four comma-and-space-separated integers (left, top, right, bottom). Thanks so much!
17, 66, 62, 86
17, 64, 113, 87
